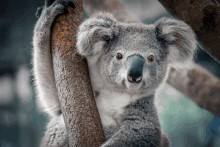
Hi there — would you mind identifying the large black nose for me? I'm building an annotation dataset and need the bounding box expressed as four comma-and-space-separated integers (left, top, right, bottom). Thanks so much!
127, 54, 145, 83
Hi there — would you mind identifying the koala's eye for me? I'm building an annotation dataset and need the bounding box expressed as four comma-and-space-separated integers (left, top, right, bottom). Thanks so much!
116, 53, 123, 59
148, 55, 154, 62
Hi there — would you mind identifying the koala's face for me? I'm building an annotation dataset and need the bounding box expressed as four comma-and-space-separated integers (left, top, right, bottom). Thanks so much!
98, 26, 168, 94
77, 13, 197, 94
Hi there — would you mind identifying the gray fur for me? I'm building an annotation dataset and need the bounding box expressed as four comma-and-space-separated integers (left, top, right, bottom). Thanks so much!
40, 115, 69, 147
33, 1, 65, 117
33, 1, 197, 146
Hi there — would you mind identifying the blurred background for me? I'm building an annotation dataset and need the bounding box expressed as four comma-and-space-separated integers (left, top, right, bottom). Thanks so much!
0, 0, 220, 147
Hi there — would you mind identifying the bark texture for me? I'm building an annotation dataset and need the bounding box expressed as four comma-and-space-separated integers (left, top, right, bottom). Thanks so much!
50, 0, 105, 146
84, 0, 220, 117
158, 0, 220, 62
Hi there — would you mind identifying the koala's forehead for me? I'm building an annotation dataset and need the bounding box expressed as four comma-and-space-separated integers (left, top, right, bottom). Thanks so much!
111, 24, 160, 52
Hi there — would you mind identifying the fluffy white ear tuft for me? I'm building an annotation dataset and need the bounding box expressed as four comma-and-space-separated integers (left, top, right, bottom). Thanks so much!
76, 12, 118, 60
155, 18, 197, 69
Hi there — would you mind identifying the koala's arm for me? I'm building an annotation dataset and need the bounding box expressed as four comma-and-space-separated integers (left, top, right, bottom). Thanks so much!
33, 1, 71, 117
101, 96, 161, 147
40, 115, 69, 147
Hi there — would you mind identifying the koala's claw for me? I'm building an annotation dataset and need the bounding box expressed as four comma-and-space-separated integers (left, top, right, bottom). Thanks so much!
45, 0, 52, 7
35, 6, 44, 18
50, 3, 68, 16
49, 1, 75, 15
36, 1, 75, 19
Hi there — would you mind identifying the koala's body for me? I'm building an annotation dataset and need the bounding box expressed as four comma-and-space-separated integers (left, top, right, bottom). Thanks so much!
33, 1, 197, 147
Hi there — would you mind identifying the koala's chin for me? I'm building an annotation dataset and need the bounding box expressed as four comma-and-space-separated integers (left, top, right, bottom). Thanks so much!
124, 80, 143, 93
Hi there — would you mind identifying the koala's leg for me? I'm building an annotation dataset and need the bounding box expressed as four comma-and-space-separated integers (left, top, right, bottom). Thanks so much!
101, 96, 163, 147
33, 0, 74, 116
40, 115, 69, 147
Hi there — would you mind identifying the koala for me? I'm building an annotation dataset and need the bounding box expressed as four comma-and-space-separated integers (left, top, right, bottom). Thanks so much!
33, 0, 197, 147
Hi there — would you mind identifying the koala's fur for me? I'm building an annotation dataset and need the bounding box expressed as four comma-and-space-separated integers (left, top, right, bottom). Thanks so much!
33, 1, 197, 147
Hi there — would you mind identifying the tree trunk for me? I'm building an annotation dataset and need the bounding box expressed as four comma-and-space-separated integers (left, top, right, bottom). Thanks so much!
50, 0, 105, 146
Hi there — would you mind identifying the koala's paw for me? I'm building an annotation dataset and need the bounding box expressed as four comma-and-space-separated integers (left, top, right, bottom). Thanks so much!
35, 6, 44, 18
38, 0, 75, 20
35, 0, 75, 33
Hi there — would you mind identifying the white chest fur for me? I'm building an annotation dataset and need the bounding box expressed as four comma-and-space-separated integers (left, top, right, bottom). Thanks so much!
95, 89, 138, 127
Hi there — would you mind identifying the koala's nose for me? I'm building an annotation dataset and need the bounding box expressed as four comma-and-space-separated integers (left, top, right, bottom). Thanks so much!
127, 54, 145, 83
127, 74, 142, 83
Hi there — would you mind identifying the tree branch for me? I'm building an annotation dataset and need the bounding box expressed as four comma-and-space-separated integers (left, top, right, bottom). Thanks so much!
83, 0, 141, 23
124, 0, 168, 21
168, 63, 220, 117
50, 0, 105, 146
83, 0, 220, 117
158, 0, 220, 62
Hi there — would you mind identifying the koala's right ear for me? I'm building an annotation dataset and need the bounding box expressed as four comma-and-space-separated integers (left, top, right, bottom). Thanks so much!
77, 13, 118, 59
155, 18, 197, 68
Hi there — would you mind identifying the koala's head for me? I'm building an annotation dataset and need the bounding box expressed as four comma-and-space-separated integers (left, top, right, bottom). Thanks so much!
77, 13, 197, 94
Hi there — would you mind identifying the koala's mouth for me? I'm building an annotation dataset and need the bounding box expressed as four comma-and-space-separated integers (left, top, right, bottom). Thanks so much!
124, 79, 144, 91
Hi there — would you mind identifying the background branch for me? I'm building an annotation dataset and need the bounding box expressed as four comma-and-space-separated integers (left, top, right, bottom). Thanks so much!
83, 0, 140, 23
50, 0, 105, 146
124, 0, 167, 21
168, 63, 220, 117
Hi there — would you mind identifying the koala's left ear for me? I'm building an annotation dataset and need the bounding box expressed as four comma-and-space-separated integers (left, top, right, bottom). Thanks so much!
155, 18, 197, 68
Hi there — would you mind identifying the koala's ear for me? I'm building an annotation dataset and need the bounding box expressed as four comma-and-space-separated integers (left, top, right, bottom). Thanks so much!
76, 13, 118, 59
155, 18, 197, 68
